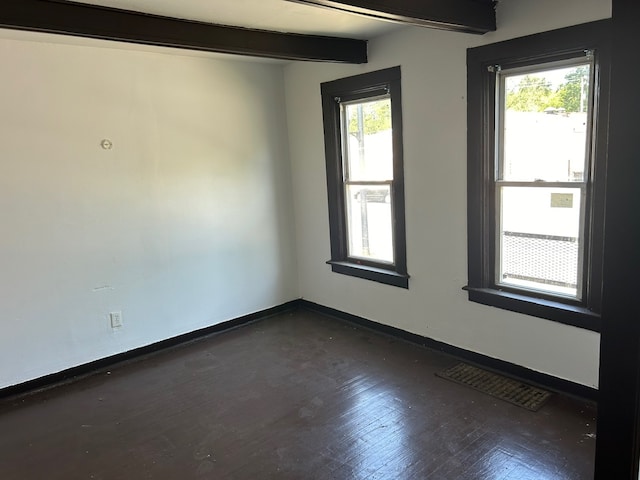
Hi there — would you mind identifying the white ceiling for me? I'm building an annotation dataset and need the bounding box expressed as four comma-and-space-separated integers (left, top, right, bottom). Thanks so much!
70, 0, 403, 39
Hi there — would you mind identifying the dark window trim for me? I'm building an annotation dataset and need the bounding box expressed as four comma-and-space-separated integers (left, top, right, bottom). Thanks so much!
594, 0, 640, 476
321, 66, 409, 288
465, 19, 611, 332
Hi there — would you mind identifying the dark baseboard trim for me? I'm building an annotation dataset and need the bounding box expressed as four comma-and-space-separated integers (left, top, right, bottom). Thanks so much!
0, 300, 299, 400
2, 298, 598, 403
298, 299, 598, 402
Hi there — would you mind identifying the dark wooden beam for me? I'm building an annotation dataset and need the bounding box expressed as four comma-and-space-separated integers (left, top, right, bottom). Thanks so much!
0, 0, 368, 63
286, 0, 496, 34
594, 0, 640, 478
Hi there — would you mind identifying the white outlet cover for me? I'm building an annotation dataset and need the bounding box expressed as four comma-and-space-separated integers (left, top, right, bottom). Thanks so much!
110, 311, 123, 328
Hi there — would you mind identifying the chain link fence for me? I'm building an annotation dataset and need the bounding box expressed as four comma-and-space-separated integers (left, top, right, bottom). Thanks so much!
502, 231, 579, 288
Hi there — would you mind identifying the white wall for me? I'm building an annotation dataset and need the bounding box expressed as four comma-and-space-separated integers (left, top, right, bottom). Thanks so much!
0, 35, 298, 388
0, 0, 613, 391
284, 0, 611, 388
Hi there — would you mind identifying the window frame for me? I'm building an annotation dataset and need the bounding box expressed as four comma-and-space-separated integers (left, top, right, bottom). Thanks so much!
321, 66, 409, 288
465, 20, 611, 332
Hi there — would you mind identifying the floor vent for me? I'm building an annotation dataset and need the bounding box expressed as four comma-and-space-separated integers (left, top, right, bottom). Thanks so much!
436, 363, 552, 412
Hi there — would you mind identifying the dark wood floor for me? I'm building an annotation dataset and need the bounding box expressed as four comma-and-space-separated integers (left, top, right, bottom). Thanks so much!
0, 309, 596, 479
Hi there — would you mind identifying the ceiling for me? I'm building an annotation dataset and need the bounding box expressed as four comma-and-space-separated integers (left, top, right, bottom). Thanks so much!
69, 0, 404, 39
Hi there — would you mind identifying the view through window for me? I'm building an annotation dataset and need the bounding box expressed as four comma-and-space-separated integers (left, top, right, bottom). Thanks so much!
497, 59, 593, 298
343, 97, 394, 264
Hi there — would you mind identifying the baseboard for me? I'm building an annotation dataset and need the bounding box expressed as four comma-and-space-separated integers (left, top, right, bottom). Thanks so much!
2, 298, 598, 403
0, 300, 300, 400
298, 299, 598, 402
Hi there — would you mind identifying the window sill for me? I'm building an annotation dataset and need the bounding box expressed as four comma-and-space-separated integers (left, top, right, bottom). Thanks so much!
328, 260, 409, 289
463, 286, 601, 332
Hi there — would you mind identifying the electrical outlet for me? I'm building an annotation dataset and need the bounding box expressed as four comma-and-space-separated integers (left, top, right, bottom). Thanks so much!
110, 311, 123, 329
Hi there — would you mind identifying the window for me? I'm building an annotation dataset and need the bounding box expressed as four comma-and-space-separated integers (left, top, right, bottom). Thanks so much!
321, 67, 408, 288
465, 20, 611, 331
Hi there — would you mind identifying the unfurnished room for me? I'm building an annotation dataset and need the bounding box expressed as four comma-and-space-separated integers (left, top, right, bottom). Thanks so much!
0, 1, 639, 479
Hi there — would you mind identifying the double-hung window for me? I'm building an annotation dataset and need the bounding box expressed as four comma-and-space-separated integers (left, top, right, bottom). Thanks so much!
466, 20, 611, 331
496, 57, 593, 299
321, 67, 409, 288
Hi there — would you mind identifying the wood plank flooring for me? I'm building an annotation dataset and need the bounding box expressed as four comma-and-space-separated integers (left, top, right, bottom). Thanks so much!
0, 309, 597, 479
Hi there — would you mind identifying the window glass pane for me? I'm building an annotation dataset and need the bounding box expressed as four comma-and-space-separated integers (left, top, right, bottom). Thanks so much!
501, 64, 591, 182
345, 184, 393, 263
498, 186, 582, 297
343, 98, 393, 181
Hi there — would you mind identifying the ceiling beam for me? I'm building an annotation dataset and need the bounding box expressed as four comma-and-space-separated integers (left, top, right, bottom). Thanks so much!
0, 0, 368, 63
286, 0, 496, 34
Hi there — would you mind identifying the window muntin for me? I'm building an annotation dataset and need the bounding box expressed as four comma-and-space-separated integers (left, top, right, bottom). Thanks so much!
495, 58, 593, 299
320, 66, 408, 288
